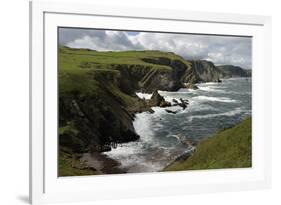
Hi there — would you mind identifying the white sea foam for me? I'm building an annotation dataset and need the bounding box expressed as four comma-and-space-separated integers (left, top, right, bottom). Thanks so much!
106, 78, 250, 173
167, 134, 183, 143
197, 86, 226, 93
188, 107, 243, 121
191, 95, 237, 103
199, 82, 218, 85
136, 90, 192, 104
133, 112, 155, 143
104, 111, 164, 171
158, 90, 189, 95
180, 103, 218, 114
136, 92, 152, 100
136, 91, 185, 103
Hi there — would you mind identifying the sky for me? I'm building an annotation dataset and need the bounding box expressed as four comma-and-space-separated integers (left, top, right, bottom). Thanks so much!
59, 28, 252, 69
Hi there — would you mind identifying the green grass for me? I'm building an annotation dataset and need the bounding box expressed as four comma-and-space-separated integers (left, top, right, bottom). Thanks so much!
59, 121, 79, 136
58, 46, 192, 105
58, 46, 192, 81
59, 150, 99, 176
59, 46, 191, 69
164, 117, 252, 171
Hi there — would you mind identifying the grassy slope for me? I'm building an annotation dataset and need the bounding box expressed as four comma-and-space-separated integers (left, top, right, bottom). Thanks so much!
59, 150, 99, 176
59, 46, 192, 104
59, 46, 192, 135
59, 47, 193, 175
59, 46, 191, 70
164, 117, 252, 171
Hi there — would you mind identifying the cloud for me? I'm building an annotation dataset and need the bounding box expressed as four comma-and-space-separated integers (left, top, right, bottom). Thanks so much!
59, 28, 252, 69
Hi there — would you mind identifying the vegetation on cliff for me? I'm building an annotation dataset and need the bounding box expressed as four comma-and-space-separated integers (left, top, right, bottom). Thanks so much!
59, 46, 196, 156
164, 117, 252, 171
58, 46, 252, 176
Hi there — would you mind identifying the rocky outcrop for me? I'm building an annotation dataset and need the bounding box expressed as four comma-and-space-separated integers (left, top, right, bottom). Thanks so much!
217, 65, 251, 78
148, 90, 165, 106
190, 60, 222, 82
172, 98, 189, 110
59, 89, 140, 153
140, 57, 190, 92
145, 90, 171, 107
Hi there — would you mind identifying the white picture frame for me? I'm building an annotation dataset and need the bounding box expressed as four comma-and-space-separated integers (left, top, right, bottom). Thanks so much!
30, 0, 272, 204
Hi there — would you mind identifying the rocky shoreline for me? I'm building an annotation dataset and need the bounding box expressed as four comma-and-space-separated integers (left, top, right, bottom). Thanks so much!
76, 89, 193, 175
58, 47, 251, 176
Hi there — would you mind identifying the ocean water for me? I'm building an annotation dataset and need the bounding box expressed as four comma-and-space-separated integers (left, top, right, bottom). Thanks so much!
104, 78, 252, 173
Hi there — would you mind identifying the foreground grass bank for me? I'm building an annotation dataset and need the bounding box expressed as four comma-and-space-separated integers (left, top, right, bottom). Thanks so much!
164, 117, 252, 171
59, 150, 99, 176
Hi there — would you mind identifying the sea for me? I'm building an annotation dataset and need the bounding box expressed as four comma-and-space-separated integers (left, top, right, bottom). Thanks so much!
104, 77, 252, 173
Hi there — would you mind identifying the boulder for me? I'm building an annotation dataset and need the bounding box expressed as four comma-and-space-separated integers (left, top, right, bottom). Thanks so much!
172, 99, 179, 104
165, 109, 179, 114
171, 98, 189, 110
150, 90, 165, 106
159, 101, 171, 107
147, 90, 172, 108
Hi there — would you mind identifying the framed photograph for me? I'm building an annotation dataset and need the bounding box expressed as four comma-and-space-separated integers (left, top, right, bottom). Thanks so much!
30, 1, 272, 204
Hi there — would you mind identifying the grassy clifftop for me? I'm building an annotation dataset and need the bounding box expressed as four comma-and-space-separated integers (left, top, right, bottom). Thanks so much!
164, 117, 252, 171
58, 47, 197, 158
59, 46, 192, 70
59, 47, 198, 175
59, 46, 196, 93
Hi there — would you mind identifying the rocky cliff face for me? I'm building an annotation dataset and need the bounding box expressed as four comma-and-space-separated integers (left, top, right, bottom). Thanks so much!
217, 65, 251, 78
190, 60, 222, 82
59, 71, 140, 153
140, 57, 193, 92
59, 47, 251, 156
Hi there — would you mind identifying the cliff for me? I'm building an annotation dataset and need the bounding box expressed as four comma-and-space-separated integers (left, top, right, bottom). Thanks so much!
190, 60, 222, 82
59, 47, 196, 155
217, 65, 251, 78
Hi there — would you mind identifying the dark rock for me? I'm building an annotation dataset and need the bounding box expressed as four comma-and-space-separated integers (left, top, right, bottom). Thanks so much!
165, 109, 179, 114
159, 101, 171, 107
184, 83, 199, 90
179, 103, 187, 110
59, 88, 140, 154
172, 99, 179, 104
173, 150, 192, 162
139, 57, 187, 92
150, 90, 165, 106
148, 90, 172, 108
171, 98, 189, 110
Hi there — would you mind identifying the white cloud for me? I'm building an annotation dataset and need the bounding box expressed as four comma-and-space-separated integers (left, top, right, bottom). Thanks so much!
59, 28, 252, 69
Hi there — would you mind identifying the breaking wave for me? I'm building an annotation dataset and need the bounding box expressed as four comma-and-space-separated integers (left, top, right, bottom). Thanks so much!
105, 78, 251, 173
